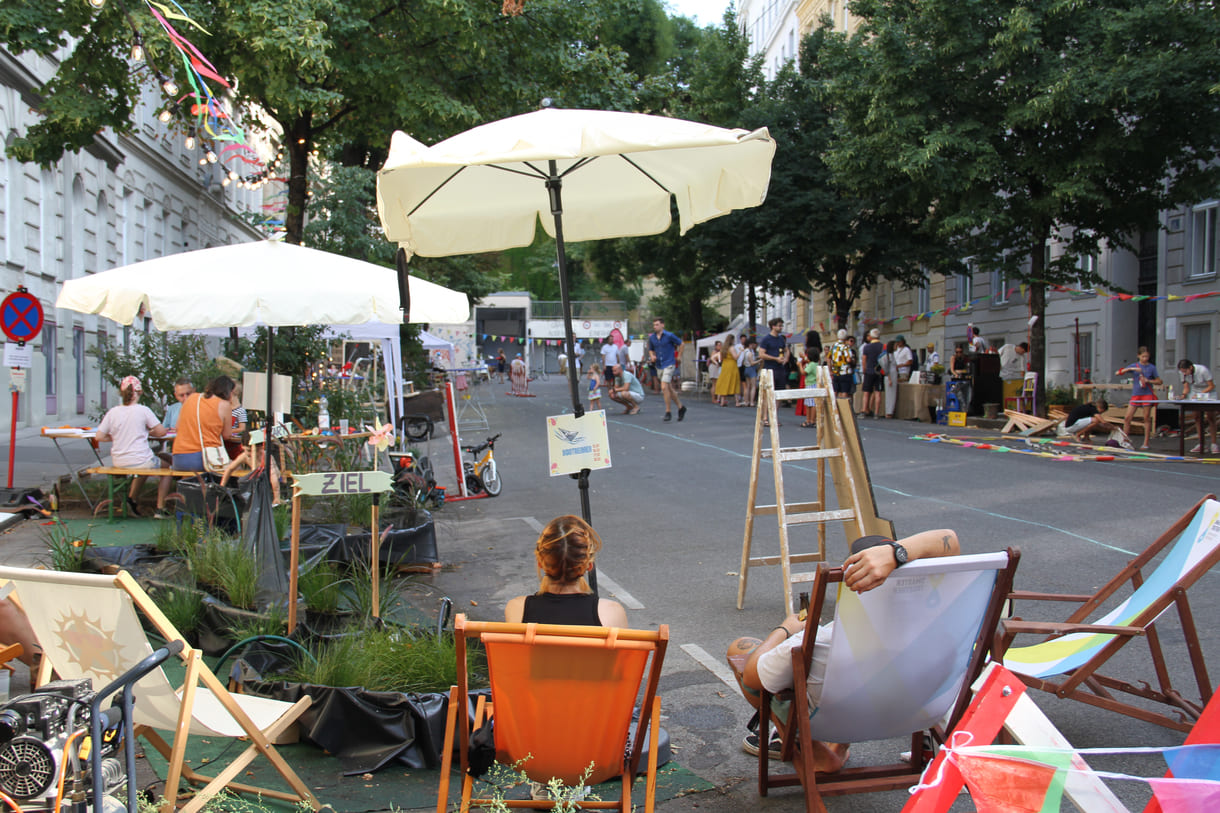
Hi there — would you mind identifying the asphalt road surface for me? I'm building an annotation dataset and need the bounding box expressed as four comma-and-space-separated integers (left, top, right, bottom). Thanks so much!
431, 374, 1220, 812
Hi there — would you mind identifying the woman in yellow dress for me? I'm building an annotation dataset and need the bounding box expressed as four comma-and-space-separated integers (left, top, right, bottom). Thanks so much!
714, 334, 742, 407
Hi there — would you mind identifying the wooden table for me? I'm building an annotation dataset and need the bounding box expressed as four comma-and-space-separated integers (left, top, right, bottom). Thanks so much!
41, 427, 105, 509
1161, 399, 1220, 458
895, 382, 942, 422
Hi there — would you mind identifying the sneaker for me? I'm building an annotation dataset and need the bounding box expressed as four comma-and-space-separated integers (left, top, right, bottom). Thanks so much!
664, 413, 672, 422
153, 508, 172, 520
742, 730, 783, 760
1190, 444, 1203, 453
678, 406, 687, 422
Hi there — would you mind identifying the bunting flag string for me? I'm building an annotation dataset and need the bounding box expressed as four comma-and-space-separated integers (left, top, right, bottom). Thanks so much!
858, 281, 1220, 330
916, 743, 1220, 813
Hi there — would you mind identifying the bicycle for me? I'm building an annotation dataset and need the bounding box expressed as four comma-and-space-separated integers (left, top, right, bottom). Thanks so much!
528, 366, 549, 382
461, 433, 502, 496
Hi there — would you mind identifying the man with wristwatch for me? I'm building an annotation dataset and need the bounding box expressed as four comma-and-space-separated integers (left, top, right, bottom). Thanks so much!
726, 529, 961, 769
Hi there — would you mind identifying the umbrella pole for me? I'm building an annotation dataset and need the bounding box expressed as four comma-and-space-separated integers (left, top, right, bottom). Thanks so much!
547, 164, 597, 582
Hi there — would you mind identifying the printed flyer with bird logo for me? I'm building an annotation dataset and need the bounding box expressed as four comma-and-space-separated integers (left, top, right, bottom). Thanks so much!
547, 410, 611, 476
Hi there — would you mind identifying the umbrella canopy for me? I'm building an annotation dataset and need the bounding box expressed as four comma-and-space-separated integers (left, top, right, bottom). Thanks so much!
56, 240, 469, 330
375, 108, 775, 257
375, 108, 775, 526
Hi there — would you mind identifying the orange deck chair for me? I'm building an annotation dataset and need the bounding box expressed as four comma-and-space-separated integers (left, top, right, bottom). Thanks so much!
437, 615, 668, 813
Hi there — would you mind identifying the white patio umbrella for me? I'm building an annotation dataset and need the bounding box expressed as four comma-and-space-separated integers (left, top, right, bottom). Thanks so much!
376, 108, 775, 522
57, 240, 469, 329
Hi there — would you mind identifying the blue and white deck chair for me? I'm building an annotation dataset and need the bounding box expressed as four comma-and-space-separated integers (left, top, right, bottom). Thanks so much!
1000, 495, 1220, 732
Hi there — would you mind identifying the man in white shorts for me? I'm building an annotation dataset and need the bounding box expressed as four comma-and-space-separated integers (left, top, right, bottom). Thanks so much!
647, 318, 685, 422
725, 529, 962, 769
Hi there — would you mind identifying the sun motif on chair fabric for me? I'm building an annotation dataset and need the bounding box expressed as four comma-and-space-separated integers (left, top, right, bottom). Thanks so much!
53, 610, 136, 680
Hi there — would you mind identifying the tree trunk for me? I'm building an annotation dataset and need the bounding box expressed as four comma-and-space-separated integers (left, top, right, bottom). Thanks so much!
1027, 233, 1048, 416
687, 294, 704, 334
283, 113, 313, 246
747, 286, 758, 336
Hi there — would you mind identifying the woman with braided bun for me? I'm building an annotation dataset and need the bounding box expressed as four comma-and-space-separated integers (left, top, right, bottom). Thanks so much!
504, 515, 628, 627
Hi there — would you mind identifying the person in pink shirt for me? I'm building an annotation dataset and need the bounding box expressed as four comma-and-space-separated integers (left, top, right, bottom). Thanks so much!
95, 375, 171, 517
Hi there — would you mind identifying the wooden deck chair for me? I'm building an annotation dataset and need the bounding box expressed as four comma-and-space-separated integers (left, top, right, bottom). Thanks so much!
437, 615, 668, 813
758, 549, 1020, 813
998, 494, 1220, 732
0, 566, 320, 813
904, 662, 1135, 812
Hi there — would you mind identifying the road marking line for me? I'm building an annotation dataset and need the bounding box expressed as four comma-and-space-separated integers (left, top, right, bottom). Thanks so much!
681, 643, 740, 694
505, 516, 545, 533
597, 572, 643, 610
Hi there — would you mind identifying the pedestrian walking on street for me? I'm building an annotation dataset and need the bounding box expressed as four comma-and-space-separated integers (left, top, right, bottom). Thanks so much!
648, 318, 686, 422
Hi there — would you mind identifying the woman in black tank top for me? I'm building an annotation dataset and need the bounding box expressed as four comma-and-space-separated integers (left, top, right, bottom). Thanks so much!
504, 515, 628, 628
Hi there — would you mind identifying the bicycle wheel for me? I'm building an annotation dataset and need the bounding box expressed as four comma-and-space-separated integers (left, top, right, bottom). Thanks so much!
479, 461, 502, 496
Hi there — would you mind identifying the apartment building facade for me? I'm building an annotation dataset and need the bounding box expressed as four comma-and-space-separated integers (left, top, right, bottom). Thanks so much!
0, 47, 268, 431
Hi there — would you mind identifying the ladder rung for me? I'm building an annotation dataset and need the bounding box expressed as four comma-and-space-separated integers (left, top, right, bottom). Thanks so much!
774, 387, 829, 400
752, 502, 823, 516
762, 447, 842, 463
790, 572, 820, 584
785, 508, 857, 525
748, 553, 826, 567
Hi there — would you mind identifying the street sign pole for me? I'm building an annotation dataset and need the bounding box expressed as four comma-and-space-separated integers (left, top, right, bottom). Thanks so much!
2, 287, 44, 489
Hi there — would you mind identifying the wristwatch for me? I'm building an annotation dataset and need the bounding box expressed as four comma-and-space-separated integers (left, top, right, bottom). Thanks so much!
888, 541, 909, 567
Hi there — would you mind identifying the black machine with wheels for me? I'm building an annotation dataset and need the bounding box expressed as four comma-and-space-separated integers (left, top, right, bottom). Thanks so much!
0, 641, 181, 812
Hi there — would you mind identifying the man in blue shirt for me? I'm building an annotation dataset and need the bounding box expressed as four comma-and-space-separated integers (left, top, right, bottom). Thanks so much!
162, 378, 194, 430
647, 318, 686, 422
758, 318, 789, 391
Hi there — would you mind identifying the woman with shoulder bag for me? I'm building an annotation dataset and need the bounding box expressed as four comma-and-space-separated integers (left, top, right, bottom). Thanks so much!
173, 375, 238, 474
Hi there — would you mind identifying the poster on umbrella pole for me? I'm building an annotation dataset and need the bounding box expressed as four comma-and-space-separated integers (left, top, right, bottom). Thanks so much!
547, 411, 611, 476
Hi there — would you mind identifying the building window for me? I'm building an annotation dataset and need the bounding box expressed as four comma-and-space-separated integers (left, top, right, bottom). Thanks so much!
42, 321, 57, 415
1074, 332, 1094, 383
917, 277, 931, 314
991, 269, 1009, 305
1182, 323, 1211, 369
1190, 202, 1219, 278
958, 264, 975, 308
73, 326, 85, 414
1077, 253, 1099, 276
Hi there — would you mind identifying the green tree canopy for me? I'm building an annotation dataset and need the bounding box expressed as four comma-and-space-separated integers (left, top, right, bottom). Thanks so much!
821, 0, 1220, 403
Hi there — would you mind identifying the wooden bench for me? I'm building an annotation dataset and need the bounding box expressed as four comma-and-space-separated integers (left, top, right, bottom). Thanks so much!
85, 466, 206, 520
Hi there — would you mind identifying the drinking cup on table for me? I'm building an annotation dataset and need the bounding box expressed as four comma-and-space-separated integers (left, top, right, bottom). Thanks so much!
339, 419, 349, 434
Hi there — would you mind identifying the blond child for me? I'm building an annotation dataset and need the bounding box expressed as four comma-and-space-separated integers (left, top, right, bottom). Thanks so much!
588, 364, 603, 410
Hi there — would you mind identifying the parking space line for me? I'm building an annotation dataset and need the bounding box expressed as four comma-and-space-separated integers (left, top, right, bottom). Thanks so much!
597, 572, 643, 610
680, 643, 740, 694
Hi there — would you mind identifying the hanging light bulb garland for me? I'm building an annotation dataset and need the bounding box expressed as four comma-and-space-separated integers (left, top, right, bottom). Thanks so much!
86, 0, 291, 221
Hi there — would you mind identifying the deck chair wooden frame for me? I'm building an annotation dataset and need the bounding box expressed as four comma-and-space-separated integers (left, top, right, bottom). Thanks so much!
437, 615, 668, 813
0, 566, 319, 813
997, 494, 1220, 732
905, 662, 1154, 812
757, 549, 1020, 813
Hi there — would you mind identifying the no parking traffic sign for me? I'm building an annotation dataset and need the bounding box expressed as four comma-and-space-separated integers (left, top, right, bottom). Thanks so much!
1, 289, 43, 344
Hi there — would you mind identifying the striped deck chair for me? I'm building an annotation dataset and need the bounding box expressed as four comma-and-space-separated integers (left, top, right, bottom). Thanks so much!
437, 615, 668, 813
999, 495, 1220, 731
905, 661, 1220, 813
758, 550, 1020, 813
0, 566, 319, 813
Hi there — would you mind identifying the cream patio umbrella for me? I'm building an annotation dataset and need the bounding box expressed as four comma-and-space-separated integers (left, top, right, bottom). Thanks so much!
376, 108, 775, 521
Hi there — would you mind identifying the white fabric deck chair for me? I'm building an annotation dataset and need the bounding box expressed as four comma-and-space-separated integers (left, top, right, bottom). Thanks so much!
758, 549, 1020, 812
0, 566, 320, 813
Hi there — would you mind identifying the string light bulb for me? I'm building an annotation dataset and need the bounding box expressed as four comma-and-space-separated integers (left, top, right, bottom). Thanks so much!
162, 79, 178, 96
205, 150, 217, 163
158, 109, 172, 123
88, 0, 106, 9
130, 43, 144, 62
184, 134, 195, 150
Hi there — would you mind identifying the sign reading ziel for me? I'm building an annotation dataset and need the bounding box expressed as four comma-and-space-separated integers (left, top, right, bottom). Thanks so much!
293, 470, 394, 497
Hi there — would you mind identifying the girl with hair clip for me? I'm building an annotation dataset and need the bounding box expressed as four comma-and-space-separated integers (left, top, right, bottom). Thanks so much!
95, 375, 172, 517
504, 515, 628, 627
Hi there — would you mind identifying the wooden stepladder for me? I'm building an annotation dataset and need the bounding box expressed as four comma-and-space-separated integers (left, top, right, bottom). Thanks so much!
737, 367, 895, 611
